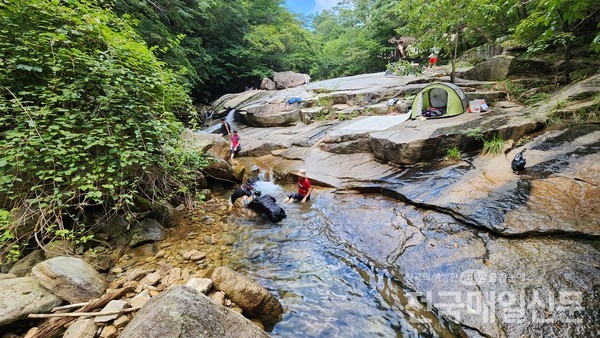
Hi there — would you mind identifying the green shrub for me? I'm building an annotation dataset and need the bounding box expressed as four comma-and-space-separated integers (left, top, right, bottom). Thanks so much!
445, 146, 462, 161
482, 134, 505, 156
0, 0, 206, 259
386, 60, 423, 76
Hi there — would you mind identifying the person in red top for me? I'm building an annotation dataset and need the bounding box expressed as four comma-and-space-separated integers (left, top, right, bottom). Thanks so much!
229, 130, 241, 161
285, 169, 312, 203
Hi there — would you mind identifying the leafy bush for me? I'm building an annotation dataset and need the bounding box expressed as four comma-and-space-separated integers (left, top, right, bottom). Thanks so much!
386, 60, 423, 76
0, 0, 206, 259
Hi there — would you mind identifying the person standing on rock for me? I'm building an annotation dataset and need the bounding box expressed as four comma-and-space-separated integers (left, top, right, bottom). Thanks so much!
219, 117, 231, 136
284, 169, 312, 203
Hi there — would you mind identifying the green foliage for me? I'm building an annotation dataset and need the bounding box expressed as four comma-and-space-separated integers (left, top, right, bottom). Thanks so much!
482, 134, 505, 156
0, 0, 207, 258
113, 0, 317, 101
387, 60, 423, 76
445, 146, 462, 161
465, 128, 485, 142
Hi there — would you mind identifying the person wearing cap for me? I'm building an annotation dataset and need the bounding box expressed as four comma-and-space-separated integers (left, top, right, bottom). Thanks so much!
285, 169, 312, 203
229, 130, 241, 161
219, 117, 231, 136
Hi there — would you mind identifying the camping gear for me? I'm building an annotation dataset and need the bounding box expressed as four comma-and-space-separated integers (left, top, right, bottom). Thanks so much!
511, 148, 527, 172
410, 82, 468, 119
247, 194, 287, 223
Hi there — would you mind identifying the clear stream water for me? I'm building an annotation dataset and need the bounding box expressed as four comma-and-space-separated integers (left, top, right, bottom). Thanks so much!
219, 180, 460, 337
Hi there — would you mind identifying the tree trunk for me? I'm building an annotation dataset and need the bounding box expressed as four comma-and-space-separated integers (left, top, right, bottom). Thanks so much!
563, 42, 572, 83
451, 28, 460, 83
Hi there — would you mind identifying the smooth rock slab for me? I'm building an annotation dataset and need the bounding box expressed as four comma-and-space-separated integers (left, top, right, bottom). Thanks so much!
119, 286, 269, 338
31, 256, 107, 304
0, 276, 63, 326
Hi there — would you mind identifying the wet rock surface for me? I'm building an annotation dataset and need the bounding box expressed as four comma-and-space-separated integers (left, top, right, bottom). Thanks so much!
314, 192, 600, 337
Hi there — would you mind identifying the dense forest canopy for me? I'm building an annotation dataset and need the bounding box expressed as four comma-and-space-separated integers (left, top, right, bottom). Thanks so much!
0, 0, 598, 259
107, 0, 598, 102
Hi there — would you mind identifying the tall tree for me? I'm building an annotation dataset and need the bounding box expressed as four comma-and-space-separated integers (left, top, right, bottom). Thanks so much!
514, 0, 599, 82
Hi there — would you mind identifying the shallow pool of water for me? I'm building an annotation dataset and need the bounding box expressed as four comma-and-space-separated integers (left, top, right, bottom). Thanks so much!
219, 180, 460, 337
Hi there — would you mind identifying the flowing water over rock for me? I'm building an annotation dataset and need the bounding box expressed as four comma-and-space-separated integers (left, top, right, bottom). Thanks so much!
209, 181, 465, 337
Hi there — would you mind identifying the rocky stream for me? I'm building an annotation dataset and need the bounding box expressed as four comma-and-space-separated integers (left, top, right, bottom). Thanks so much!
1, 66, 599, 338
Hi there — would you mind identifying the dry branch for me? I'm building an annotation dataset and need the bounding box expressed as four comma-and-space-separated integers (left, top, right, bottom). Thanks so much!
27, 285, 134, 338
29, 306, 140, 319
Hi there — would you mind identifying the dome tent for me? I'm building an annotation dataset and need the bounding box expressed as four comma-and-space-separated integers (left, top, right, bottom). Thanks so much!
410, 82, 468, 119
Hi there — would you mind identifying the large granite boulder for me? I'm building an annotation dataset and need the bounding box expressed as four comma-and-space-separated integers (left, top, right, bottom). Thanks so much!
211, 266, 283, 321
462, 55, 552, 81
119, 286, 269, 338
31, 256, 107, 304
181, 128, 229, 160
0, 276, 63, 326
273, 71, 310, 89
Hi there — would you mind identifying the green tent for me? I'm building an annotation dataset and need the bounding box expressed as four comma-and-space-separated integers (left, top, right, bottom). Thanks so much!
410, 82, 468, 119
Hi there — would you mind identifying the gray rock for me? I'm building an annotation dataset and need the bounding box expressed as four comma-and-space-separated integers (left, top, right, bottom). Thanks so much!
181, 128, 230, 160
260, 77, 276, 90
211, 266, 283, 321
8, 250, 45, 277
119, 286, 270, 338
129, 290, 151, 308
44, 240, 75, 259
273, 71, 310, 89
0, 276, 63, 326
31, 256, 107, 304
105, 214, 129, 239
63, 318, 96, 338
94, 300, 129, 323
0, 273, 17, 280
186, 278, 213, 294
129, 218, 167, 247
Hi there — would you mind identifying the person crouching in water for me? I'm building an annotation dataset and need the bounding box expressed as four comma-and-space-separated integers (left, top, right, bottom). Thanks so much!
284, 169, 312, 203
228, 178, 255, 212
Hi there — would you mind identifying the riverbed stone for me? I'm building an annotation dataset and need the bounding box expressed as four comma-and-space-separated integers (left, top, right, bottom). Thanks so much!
129, 290, 151, 308
31, 256, 107, 304
95, 300, 129, 323
186, 278, 213, 294
119, 286, 270, 338
211, 266, 283, 321
0, 276, 63, 326
63, 318, 96, 338
8, 250, 45, 277
129, 218, 166, 247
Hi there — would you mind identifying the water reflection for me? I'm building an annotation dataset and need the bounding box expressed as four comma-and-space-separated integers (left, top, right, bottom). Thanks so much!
221, 180, 459, 337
